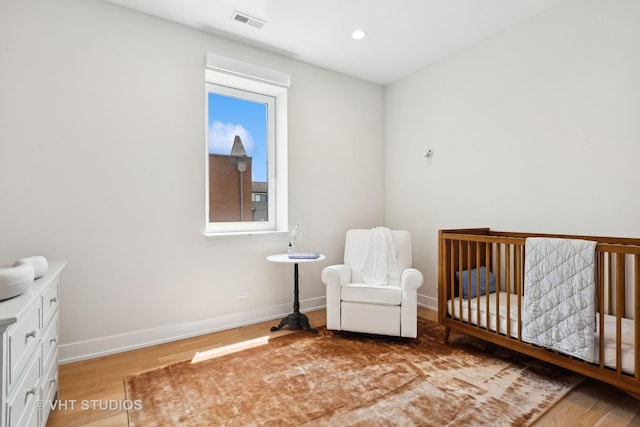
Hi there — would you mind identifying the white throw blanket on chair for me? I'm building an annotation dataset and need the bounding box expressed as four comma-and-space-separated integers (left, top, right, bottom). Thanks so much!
522, 237, 597, 363
360, 227, 399, 285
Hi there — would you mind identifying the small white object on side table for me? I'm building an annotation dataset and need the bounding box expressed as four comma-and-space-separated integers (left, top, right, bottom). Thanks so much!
267, 253, 326, 333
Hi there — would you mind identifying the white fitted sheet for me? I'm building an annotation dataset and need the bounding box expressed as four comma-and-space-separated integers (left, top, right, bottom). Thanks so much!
447, 291, 637, 375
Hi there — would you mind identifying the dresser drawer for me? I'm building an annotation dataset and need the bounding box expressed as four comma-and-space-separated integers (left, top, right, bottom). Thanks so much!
41, 350, 58, 424
41, 312, 58, 367
6, 349, 41, 427
22, 407, 39, 427
42, 278, 59, 327
7, 302, 41, 391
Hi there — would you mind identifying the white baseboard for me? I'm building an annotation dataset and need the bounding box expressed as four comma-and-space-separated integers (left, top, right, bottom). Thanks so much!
417, 293, 437, 311
59, 296, 326, 364
60, 294, 440, 364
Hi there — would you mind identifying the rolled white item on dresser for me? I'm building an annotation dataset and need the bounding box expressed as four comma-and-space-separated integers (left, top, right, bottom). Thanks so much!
0, 263, 35, 300
14, 255, 49, 279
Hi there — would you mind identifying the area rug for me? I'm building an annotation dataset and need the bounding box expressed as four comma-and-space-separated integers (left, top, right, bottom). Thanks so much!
124, 319, 583, 426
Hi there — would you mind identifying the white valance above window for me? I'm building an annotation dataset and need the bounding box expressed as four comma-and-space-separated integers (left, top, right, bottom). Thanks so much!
205, 52, 291, 89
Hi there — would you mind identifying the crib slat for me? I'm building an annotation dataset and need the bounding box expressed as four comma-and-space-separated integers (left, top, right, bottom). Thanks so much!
616, 253, 625, 374
598, 251, 605, 369
467, 242, 472, 325
485, 242, 490, 333
476, 242, 481, 328
452, 240, 457, 317
506, 244, 512, 339
495, 243, 501, 335
608, 252, 613, 314
616, 253, 626, 318
460, 241, 464, 320
635, 255, 639, 379
516, 243, 522, 342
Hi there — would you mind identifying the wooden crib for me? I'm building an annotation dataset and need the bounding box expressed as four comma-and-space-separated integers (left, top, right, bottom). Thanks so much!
438, 228, 640, 396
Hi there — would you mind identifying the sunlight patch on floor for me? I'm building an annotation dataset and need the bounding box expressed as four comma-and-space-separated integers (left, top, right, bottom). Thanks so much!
191, 336, 270, 363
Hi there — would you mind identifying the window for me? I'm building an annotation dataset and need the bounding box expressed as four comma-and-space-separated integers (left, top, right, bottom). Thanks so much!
207, 88, 271, 223
204, 54, 289, 235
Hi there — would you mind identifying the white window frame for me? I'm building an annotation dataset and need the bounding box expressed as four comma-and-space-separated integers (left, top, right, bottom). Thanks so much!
204, 53, 289, 236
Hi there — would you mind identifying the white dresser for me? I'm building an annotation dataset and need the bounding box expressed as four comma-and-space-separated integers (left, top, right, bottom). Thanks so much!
0, 261, 65, 427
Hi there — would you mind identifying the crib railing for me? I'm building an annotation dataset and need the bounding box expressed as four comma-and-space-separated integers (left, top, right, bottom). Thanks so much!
438, 228, 640, 396
440, 232, 525, 340
595, 243, 640, 376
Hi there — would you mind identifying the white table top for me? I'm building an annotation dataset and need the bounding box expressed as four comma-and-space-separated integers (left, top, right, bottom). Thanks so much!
267, 253, 326, 263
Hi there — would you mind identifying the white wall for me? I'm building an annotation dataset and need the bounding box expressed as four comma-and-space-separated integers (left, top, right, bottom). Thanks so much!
0, 0, 385, 362
385, 0, 640, 305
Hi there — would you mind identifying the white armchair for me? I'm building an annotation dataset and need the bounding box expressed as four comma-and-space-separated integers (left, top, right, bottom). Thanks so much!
321, 229, 424, 338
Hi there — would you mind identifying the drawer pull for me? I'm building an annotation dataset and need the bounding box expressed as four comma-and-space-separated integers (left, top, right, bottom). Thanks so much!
50, 378, 57, 385
50, 337, 58, 344
50, 297, 59, 304
25, 330, 37, 339
26, 387, 37, 397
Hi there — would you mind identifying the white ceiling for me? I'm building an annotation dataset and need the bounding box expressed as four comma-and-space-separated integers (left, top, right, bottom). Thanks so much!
103, 0, 566, 85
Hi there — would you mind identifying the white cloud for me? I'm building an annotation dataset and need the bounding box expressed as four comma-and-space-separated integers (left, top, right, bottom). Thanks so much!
208, 121, 255, 155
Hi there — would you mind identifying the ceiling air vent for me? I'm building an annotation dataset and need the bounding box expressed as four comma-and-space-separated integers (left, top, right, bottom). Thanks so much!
231, 11, 266, 29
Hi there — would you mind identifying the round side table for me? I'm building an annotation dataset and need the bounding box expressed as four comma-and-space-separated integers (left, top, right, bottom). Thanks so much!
267, 253, 326, 333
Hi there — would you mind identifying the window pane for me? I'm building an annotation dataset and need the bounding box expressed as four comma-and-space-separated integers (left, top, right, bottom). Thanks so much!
207, 92, 268, 223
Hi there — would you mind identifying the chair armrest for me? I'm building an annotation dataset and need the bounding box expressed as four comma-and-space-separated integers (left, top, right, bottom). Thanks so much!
400, 268, 424, 291
322, 264, 351, 332
399, 268, 424, 338
321, 264, 352, 287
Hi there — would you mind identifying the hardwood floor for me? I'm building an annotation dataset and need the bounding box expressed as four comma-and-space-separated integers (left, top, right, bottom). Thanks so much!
47, 308, 640, 427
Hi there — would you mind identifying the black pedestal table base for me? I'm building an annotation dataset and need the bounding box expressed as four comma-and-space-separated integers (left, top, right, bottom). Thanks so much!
270, 311, 318, 333
271, 261, 319, 333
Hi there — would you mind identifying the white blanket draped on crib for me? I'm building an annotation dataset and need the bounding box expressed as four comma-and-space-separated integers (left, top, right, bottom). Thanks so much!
360, 227, 399, 285
522, 237, 597, 363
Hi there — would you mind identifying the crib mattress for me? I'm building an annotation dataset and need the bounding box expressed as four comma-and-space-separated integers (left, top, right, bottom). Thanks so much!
447, 292, 637, 375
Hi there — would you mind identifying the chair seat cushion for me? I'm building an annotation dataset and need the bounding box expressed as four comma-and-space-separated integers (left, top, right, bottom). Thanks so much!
341, 283, 402, 305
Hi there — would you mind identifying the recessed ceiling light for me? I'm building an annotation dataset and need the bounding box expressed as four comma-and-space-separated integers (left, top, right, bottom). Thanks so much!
351, 29, 367, 40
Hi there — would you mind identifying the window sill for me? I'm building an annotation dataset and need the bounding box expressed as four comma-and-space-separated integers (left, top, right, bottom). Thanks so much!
204, 230, 289, 238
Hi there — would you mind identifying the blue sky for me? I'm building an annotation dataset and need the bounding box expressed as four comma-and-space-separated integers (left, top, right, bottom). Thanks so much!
207, 92, 267, 182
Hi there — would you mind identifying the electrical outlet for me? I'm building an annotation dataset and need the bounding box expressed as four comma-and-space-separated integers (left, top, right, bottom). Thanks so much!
237, 290, 250, 300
